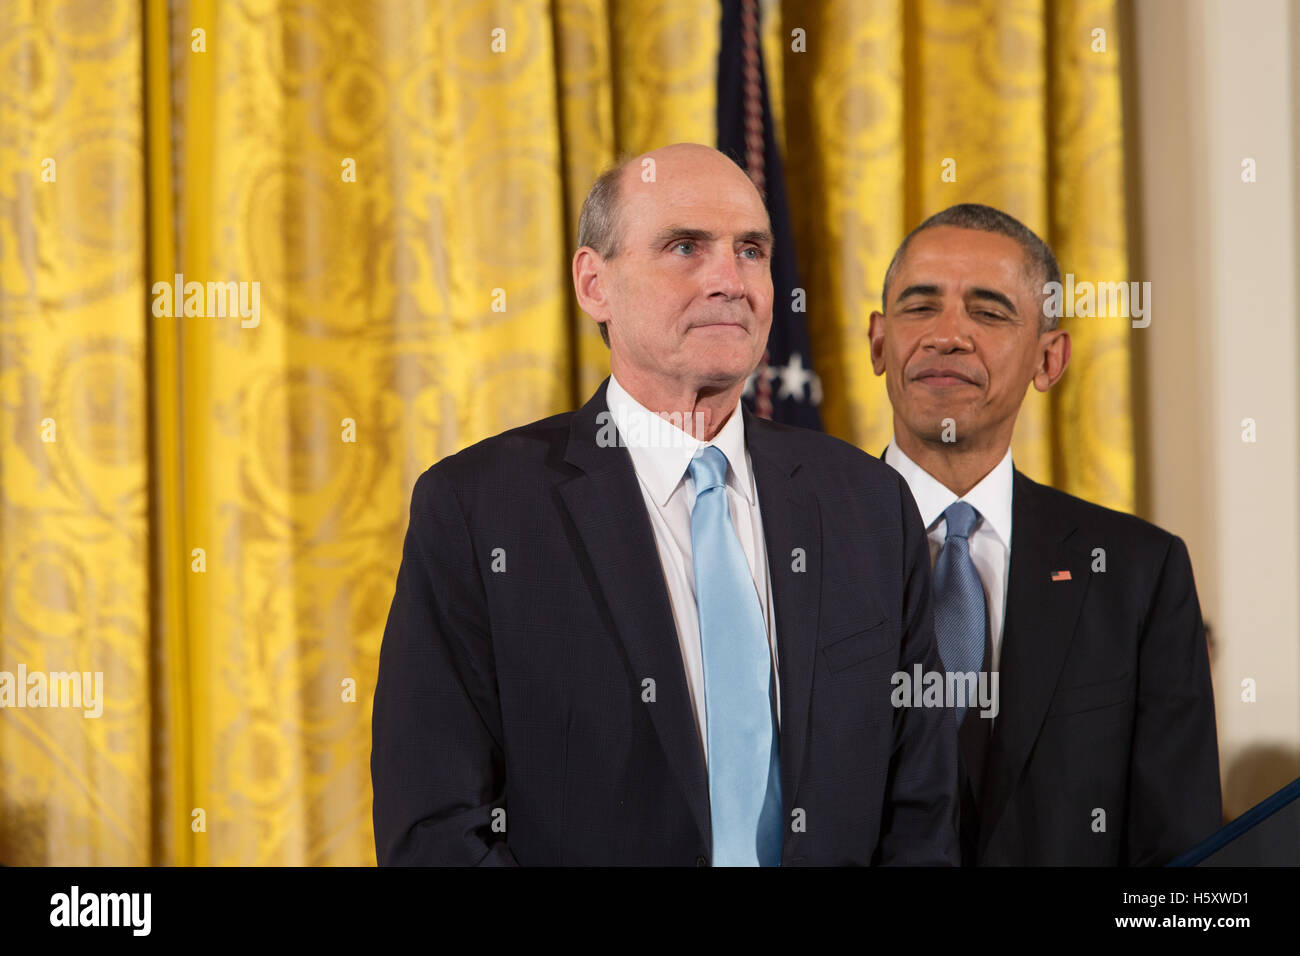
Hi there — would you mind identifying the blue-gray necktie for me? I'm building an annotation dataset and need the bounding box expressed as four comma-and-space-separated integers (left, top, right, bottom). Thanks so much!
688, 445, 782, 866
932, 501, 987, 723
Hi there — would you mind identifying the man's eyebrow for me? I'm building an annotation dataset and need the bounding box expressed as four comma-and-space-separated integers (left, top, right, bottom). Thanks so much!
648, 226, 774, 248
649, 227, 715, 248
968, 287, 1018, 315
894, 283, 942, 304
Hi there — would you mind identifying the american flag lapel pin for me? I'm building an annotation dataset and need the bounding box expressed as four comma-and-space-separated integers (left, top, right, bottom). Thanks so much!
1051, 570, 1072, 582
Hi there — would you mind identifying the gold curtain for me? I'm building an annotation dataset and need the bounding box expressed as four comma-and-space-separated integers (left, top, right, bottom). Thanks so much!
0, 0, 1132, 865
779, 0, 1132, 500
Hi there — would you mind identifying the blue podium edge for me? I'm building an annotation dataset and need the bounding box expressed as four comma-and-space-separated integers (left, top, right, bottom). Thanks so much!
1168, 774, 1300, 866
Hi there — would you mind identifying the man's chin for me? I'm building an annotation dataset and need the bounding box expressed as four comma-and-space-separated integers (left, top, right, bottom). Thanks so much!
687, 355, 762, 390
900, 409, 973, 445
902, 392, 978, 422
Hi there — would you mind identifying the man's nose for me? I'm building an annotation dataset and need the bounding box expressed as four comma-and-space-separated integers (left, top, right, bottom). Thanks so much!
922, 301, 974, 351
704, 247, 746, 299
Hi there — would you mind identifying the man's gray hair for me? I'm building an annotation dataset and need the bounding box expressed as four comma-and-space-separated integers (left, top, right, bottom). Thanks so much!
880, 203, 1063, 332
576, 157, 633, 348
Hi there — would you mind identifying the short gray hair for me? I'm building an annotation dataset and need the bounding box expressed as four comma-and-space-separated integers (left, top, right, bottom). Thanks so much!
576, 156, 633, 347
880, 203, 1063, 332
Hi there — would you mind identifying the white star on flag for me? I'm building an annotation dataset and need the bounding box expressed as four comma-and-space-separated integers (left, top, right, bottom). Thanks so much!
777, 352, 812, 400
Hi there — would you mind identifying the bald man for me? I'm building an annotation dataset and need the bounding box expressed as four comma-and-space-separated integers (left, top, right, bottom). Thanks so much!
372, 144, 958, 866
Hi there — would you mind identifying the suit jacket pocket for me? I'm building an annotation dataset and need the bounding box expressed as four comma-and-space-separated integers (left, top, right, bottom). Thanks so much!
1047, 672, 1133, 717
821, 621, 894, 673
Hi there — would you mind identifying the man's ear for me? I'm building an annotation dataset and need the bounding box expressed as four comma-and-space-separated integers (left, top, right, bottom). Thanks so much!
1031, 328, 1071, 392
868, 310, 887, 376
572, 247, 610, 322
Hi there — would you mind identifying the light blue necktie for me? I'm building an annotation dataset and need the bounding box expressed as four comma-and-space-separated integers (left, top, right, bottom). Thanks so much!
688, 445, 783, 866
932, 501, 987, 723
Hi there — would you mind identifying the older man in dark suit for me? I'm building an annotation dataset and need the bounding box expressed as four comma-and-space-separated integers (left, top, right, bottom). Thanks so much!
371, 144, 958, 866
869, 203, 1221, 865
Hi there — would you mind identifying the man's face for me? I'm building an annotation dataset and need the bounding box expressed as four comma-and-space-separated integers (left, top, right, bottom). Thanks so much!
869, 225, 1065, 450
582, 148, 774, 394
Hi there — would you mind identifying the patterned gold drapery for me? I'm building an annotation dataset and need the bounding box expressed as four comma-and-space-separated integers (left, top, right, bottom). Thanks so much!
0, 0, 1132, 865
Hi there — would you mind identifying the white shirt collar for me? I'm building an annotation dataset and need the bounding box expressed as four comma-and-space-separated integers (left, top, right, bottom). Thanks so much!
884, 437, 1014, 548
605, 372, 754, 508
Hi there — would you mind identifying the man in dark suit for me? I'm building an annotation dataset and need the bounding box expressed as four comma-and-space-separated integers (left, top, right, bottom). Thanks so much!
868, 203, 1221, 865
371, 144, 958, 866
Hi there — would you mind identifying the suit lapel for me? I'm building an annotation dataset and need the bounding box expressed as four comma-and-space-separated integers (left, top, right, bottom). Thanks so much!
557, 379, 711, 849
979, 470, 1093, 854
745, 408, 821, 815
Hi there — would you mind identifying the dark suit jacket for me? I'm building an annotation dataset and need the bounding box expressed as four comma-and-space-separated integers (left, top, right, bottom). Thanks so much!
371, 380, 959, 865
883, 452, 1222, 865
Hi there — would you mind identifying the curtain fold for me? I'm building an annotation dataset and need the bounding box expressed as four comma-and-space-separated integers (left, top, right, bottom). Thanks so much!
0, 0, 1133, 865
783, 0, 1132, 506
0, 0, 152, 864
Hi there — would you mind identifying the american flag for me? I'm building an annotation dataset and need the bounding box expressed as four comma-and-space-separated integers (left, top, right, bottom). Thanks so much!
717, 0, 823, 429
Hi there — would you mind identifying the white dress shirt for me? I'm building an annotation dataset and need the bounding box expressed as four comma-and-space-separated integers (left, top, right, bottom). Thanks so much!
884, 438, 1014, 672
605, 373, 781, 767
